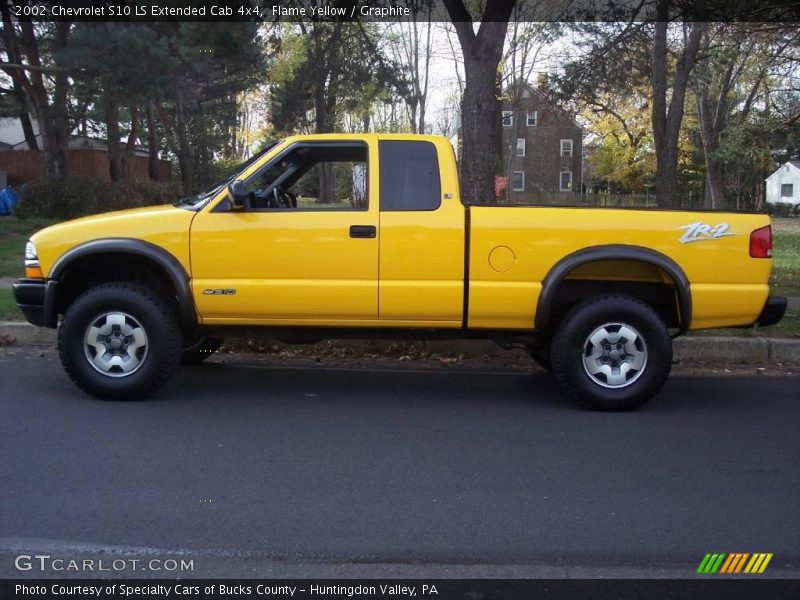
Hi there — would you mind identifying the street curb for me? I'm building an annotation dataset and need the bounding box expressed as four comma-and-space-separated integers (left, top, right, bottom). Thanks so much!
2, 321, 799, 366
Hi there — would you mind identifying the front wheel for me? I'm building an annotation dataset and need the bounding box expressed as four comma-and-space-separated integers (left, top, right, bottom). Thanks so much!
550, 295, 672, 411
58, 282, 183, 400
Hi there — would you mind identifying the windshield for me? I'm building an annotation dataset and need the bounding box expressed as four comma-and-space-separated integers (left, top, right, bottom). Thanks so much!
174, 141, 279, 208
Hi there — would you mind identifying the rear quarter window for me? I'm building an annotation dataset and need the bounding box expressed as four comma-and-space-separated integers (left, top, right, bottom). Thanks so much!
379, 141, 441, 211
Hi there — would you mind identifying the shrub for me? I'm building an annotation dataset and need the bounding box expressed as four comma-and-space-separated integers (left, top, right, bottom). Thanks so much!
14, 177, 183, 221
765, 202, 800, 218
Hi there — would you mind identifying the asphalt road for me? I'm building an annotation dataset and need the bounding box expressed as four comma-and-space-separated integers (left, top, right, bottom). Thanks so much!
1, 350, 798, 578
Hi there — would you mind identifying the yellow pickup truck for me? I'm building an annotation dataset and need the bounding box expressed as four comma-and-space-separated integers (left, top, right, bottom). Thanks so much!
13, 134, 786, 410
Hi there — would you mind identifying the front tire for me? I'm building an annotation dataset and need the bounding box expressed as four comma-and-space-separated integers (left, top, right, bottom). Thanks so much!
550, 295, 672, 411
58, 282, 183, 400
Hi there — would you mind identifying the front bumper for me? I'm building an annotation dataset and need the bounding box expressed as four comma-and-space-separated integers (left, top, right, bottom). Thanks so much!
756, 295, 787, 327
12, 279, 59, 328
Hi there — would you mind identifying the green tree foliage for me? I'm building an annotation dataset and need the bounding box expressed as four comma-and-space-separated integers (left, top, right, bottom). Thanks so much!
269, 21, 404, 135
60, 21, 265, 192
584, 92, 656, 193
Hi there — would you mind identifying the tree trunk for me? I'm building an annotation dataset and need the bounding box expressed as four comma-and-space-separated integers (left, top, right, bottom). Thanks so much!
314, 82, 335, 203
105, 92, 123, 183
40, 128, 67, 179
651, 3, 705, 208
696, 93, 726, 209
460, 50, 503, 203
145, 101, 160, 181
174, 89, 194, 194
12, 80, 38, 150
443, 1, 515, 204
49, 22, 71, 178
126, 106, 140, 152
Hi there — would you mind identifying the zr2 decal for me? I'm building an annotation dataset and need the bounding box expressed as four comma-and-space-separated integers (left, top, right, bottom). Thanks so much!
678, 222, 735, 244
203, 289, 236, 295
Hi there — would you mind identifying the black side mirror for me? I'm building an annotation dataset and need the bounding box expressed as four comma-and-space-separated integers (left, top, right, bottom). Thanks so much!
228, 180, 248, 208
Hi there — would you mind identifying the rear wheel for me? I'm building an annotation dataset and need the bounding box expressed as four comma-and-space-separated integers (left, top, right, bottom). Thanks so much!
58, 282, 183, 400
551, 295, 672, 411
181, 336, 224, 365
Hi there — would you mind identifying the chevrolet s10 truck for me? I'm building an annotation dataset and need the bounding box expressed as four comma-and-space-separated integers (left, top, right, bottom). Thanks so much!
13, 134, 786, 410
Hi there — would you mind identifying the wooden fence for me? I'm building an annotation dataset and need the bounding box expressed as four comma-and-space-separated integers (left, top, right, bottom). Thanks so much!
0, 148, 172, 185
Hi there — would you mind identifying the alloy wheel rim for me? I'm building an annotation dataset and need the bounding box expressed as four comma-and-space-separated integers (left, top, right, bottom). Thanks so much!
83, 312, 148, 378
581, 322, 648, 389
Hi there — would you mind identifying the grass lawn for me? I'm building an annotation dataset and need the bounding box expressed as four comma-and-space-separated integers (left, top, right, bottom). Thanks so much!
0, 216, 55, 278
689, 307, 800, 339
771, 218, 800, 298
0, 288, 22, 321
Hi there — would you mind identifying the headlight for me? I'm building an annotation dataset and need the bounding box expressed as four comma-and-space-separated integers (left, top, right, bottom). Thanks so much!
24, 241, 38, 265
24, 240, 42, 278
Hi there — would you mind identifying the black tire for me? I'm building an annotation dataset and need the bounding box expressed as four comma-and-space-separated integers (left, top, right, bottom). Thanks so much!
58, 282, 183, 400
550, 294, 672, 411
181, 336, 223, 365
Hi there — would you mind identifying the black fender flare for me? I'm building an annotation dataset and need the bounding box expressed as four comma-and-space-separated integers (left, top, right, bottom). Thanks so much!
49, 238, 197, 331
535, 244, 692, 332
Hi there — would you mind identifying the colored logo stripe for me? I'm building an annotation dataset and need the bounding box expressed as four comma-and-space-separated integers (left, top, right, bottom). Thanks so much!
698, 553, 773, 574
744, 553, 773, 574
720, 553, 749, 573
697, 553, 726, 573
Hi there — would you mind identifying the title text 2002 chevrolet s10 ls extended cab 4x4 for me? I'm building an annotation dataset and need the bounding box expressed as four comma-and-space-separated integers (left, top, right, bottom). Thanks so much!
13, 134, 786, 410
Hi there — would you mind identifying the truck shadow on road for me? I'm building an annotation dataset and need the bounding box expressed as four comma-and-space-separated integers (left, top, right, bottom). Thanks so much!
153, 362, 797, 416
160, 361, 572, 411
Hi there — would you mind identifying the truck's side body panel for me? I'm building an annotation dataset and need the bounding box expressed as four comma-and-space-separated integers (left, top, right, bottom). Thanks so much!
467, 206, 771, 330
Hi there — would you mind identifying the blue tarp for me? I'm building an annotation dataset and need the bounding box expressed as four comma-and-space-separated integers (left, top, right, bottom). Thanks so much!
0, 186, 18, 215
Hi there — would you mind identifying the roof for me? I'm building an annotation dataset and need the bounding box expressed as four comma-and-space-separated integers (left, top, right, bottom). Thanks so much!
765, 160, 800, 182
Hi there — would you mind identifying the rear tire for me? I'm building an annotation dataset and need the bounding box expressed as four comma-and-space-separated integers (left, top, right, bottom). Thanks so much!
181, 336, 223, 365
58, 282, 183, 400
550, 294, 672, 411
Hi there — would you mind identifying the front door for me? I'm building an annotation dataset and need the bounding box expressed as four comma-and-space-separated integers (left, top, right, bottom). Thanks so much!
190, 140, 379, 324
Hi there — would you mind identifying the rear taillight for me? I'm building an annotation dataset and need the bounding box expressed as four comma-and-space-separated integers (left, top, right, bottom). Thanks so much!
749, 225, 773, 258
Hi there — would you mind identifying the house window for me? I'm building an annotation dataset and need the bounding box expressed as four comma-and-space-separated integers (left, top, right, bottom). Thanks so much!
527, 110, 537, 126
512, 171, 525, 192
560, 139, 573, 157
781, 183, 794, 198
516, 138, 525, 157
502, 111, 513, 127
559, 169, 572, 191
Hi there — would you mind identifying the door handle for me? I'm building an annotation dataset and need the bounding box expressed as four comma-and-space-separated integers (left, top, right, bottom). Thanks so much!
349, 225, 376, 239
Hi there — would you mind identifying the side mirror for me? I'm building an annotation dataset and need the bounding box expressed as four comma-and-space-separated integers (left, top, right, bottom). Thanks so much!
227, 180, 248, 208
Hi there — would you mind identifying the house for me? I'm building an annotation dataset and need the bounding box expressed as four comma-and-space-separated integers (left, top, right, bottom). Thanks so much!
501, 85, 583, 200
765, 161, 800, 205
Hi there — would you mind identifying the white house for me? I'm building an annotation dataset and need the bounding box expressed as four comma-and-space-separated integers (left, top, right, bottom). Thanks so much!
766, 161, 800, 205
